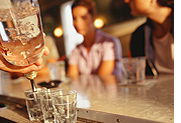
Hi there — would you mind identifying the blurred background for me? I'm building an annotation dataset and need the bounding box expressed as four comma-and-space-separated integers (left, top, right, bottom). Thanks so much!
38, 0, 146, 58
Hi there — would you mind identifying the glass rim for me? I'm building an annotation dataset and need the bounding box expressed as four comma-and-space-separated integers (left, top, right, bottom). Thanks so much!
24, 87, 47, 93
39, 88, 63, 94
51, 89, 77, 96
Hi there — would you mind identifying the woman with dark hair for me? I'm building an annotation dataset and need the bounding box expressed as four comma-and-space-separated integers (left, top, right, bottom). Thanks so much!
125, 0, 174, 76
67, 0, 122, 76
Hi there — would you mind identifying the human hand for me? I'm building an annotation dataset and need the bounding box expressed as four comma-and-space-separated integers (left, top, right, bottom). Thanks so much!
0, 46, 49, 74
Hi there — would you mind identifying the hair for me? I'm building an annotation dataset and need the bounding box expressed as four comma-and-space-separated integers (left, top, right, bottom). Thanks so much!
71, 0, 97, 18
157, 0, 174, 9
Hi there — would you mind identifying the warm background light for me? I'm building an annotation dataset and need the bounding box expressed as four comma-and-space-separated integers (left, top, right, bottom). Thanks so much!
54, 27, 63, 37
94, 18, 104, 28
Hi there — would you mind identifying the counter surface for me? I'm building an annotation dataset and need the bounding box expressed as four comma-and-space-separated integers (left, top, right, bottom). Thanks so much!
0, 67, 174, 123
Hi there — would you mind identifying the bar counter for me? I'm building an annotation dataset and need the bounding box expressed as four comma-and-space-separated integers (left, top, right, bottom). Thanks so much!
0, 67, 174, 123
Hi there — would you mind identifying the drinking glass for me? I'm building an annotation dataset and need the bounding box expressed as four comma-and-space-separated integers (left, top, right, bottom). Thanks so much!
0, 0, 45, 87
48, 61, 66, 81
39, 88, 62, 123
24, 87, 47, 122
121, 56, 146, 84
51, 90, 77, 123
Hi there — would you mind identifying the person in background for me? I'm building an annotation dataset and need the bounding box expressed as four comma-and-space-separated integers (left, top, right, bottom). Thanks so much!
0, 46, 49, 74
43, 35, 60, 64
125, 0, 174, 75
67, 0, 122, 77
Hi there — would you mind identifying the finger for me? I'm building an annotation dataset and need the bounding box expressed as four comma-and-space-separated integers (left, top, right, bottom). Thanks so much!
2, 65, 37, 74
43, 46, 49, 56
43, 32, 46, 37
21, 64, 44, 74
28, 64, 44, 72
34, 57, 43, 66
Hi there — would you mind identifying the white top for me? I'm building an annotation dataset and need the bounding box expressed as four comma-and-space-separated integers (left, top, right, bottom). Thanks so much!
153, 32, 174, 74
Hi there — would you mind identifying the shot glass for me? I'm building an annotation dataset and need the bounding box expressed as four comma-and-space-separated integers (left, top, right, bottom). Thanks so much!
24, 87, 47, 122
39, 88, 62, 123
48, 61, 65, 81
51, 90, 77, 123
121, 56, 146, 84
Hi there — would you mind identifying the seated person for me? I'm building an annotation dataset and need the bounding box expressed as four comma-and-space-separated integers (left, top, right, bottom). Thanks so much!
125, 0, 174, 75
67, 0, 122, 77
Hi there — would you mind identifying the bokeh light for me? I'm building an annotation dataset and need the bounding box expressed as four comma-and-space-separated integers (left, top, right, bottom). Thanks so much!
94, 18, 104, 28
54, 27, 63, 37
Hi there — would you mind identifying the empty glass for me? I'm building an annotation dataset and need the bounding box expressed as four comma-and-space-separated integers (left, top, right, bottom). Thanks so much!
24, 87, 47, 122
48, 61, 66, 81
121, 56, 146, 84
51, 90, 77, 123
39, 88, 62, 123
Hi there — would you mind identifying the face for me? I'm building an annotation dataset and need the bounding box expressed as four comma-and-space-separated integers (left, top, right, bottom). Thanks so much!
72, 6, 95, 36
124, 0, 153, 16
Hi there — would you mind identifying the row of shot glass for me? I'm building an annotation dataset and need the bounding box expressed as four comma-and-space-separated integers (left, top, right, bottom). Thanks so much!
24, 88, 77, 123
